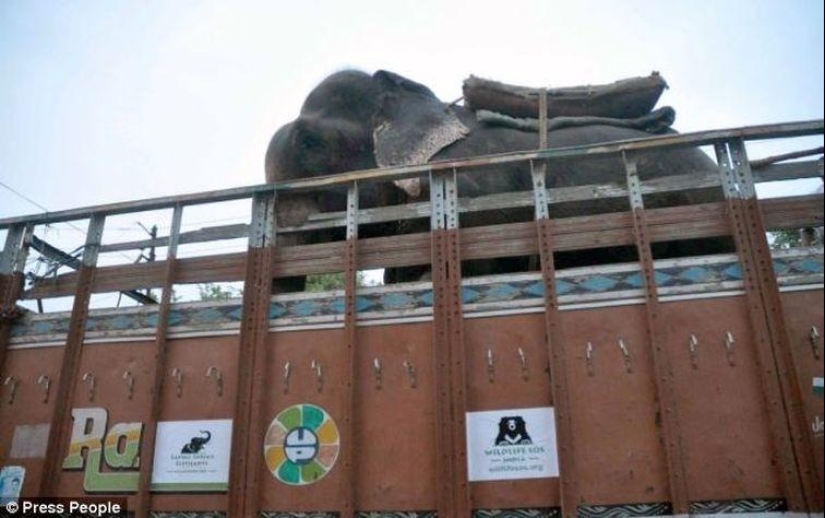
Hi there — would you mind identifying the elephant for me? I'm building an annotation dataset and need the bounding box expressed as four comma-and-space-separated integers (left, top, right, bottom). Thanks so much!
264, 69, 726, 286
181, 430, 211, 454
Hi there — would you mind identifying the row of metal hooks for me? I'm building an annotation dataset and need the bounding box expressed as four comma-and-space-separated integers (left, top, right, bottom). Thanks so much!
0, 366, 225, 405
283, 359, 419, 393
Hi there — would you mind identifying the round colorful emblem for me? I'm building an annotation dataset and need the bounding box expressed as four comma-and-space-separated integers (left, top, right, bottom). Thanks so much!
264, 404, 340, 485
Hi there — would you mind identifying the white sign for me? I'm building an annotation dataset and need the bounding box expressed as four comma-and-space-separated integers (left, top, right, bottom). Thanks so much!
466, 406, 558, 482
151, 419, 232, 492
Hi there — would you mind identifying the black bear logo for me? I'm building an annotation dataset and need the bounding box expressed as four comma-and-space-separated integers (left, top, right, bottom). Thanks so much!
181, 430, 212, 454
495, 416, 532, 446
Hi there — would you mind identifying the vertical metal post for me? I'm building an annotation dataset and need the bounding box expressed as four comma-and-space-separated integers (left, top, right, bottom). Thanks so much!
135, 204, 183, 517
430, 170, 457, 517
623, 153, 689, 514
229, 191, 276, 518
340, 181, 360, 517
533, 88, 578, 517
40, 213, 105, 496
714, 142, 810, 512
729, 140, 822, 510
0, 224, 30, 371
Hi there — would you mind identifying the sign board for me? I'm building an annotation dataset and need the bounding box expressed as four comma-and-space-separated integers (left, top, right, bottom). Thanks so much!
151, 419, 232, 492
0, 466, 25, 505
466, 406, 558, 482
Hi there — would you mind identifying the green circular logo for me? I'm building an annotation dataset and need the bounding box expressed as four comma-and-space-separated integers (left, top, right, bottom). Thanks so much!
264, 404, 340, 485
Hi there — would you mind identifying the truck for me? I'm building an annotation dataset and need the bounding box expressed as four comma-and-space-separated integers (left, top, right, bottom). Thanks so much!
0, 119, 823, 517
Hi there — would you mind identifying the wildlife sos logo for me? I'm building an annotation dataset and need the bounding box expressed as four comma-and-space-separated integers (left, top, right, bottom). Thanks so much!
151, 419, 232, 492
466, 407, 559, 482
264, 404, 340, 486
495, 416, 533, 446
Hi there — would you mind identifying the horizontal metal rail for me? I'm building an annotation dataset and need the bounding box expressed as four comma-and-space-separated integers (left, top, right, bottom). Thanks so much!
1, 119, 821, 229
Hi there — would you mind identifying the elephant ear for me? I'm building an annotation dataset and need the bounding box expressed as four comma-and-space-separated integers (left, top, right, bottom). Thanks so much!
372, 70, 469, 169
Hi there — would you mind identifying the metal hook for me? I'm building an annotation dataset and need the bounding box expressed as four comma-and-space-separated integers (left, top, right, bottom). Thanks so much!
517, 347, 529, 381
486, 349, 495, 383
618, 339, 633, 373
724, 332, 736, 366
206, 366, 223, 397
283, 362, 291, 394
4, 376, 19, 405
373, 358, 382, 390
122, 371, 134, 400
810, 325, 821, 360
171, 368, 183, 397
82, 372, 96, 401
585, 342, 595, 376
689, 334, 699, 369
311, 360, 323, 393
403, 361, 417, 389
37, 375, 51, 403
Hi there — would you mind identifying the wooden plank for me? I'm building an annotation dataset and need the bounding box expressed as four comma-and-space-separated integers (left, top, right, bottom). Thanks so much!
2, 121, 821, 230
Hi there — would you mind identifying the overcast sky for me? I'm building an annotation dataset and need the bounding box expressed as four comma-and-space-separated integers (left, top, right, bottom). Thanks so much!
1, 0, 823, 239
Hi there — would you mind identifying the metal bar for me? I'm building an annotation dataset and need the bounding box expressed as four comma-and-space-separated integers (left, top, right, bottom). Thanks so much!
228, 192, 275, 517
532, 142, 578, 517
134, 204, 183, 517
2, 120, 821, 229
623, 153, 689, 514
444, 169, 472, 517
340, 182, 360, 517
39, 213, 105, 496
714, 142, 808, 511
729, 139, 824, 510
429, 171, 456, 517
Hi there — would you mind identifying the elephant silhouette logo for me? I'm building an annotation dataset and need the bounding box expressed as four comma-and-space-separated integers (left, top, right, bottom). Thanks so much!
181, 430, 211, 454
495, 416, 532, 446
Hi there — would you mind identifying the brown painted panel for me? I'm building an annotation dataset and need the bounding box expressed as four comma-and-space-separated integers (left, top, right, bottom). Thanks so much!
0, 346, 63, 499
561, 304, 670, 506
354, 322, 437, 511
258, 328, 347, 512
464, 314, 559, 509
151, 335, 239, 512
780, 289, 825, 497
660, 296, 782, 502
55, 341, 155, 507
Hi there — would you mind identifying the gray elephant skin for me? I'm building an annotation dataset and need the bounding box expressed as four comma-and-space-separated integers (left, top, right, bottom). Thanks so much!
265, 70, 724, 285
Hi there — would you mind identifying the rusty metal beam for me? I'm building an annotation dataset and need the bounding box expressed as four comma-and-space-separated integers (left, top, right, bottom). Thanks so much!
134, 204, 183, 517
0, 224, 30, 373
715, 142, 809, 512
228, 192, 276, 517
340, 182, 360, 517
39, 214, 105, 496
624, 153, 689, 513
728, 139, 823, 510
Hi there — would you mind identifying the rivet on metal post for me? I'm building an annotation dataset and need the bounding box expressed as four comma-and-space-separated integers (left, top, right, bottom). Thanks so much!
122, 371, 134, 400
206, 366, 223, 397
724, 332, 736, 366
373, 358, 382, 390
486, 348, 495, 383
517, 347, 529, 381
283, 362, 291, 394
311, 360, 323, 393
170, 368, 183, 398
82, 372, 96, 402
37, 375, 51, 403
403, 361, 417, 389
618, 339, 633, 373
4, 376, 19, 405
689, 335, 699, 369
810, 325, 821, 360
585, 342, 595, 377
